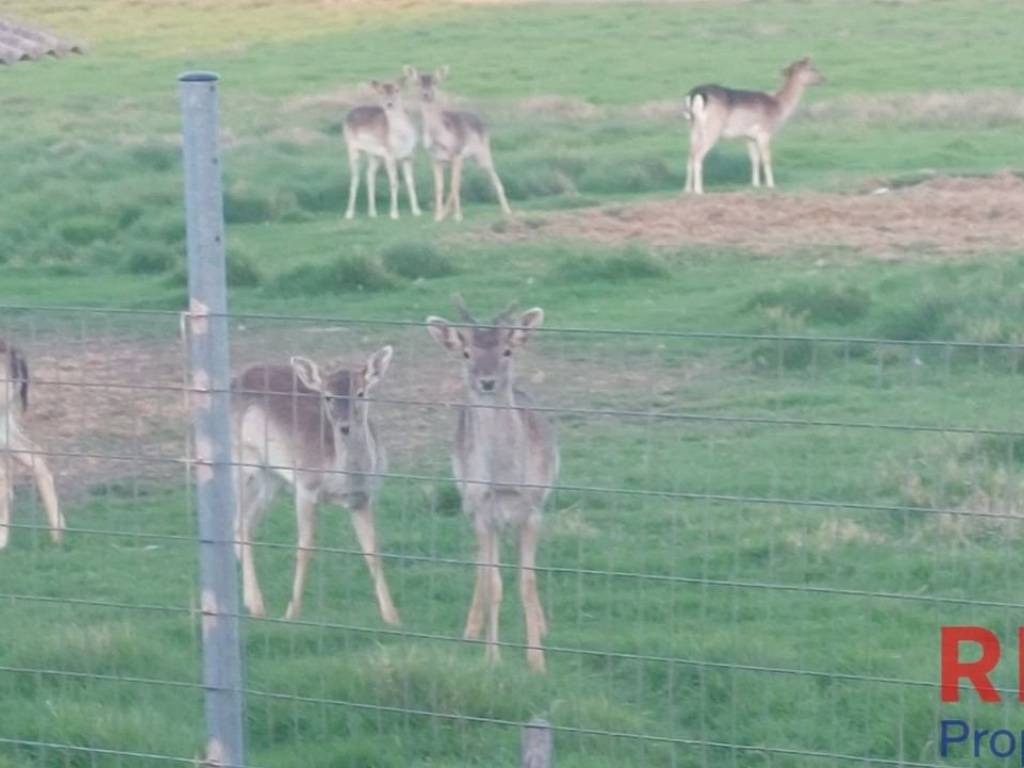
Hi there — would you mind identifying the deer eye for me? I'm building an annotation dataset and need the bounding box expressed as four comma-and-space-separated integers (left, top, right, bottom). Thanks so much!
356, 390, 365, 398
503, 349, 512, 357
463, 350, 470, 359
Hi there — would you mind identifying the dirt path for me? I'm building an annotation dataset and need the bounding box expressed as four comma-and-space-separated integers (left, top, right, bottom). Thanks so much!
485, 173, 1024, 258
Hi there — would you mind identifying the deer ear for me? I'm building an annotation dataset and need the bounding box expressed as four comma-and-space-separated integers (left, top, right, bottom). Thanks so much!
435, 65, 449, 82
508, 307, 544, 348
290, 356, 323, 392
370, 79, 383, 93
426, 316, 465, 352
364, 345, 393, 389
403, 65, 418, 80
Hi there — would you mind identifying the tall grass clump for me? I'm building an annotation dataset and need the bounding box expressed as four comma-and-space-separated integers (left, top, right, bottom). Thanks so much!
875, 297, 954, 340
552, 245, 669, 283
381, 241, 456, 279
748, 283, 871, 326
273, 253, 398, 296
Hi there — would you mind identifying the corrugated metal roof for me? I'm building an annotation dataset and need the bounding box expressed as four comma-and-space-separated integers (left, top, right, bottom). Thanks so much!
0, 18, 85, 65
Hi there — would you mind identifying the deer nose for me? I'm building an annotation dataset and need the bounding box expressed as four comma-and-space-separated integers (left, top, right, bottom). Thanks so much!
340, 425, 350, 436
480, 379, 495, 392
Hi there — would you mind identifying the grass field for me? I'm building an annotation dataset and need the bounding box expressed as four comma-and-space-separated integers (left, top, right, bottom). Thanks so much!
2, 0, 1024, 766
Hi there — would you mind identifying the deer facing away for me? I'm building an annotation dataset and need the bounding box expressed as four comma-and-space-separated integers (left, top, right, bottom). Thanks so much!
232, 348, 399, 625
406, 65, 512, 222
343, 76, 421, 220
0, 340, 63, 550
426, 298, 559, 672
684, 57, 825, 194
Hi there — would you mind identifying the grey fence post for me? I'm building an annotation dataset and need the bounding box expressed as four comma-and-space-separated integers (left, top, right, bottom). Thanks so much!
521, 717, 553, 768
179, 71, 246, 768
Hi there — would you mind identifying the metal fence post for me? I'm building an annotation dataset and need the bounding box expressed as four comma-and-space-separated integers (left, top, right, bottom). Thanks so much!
521, 718, 552, 768
179, 71, 246, 768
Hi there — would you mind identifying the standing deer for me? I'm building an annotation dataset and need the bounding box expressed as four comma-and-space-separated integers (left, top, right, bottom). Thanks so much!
232, 348, 400, 625
684, 57, 825, 194
405, 65, 512, 222
0, 339, 63, 550
426, 297, 558, 671
343, 76, 421, 220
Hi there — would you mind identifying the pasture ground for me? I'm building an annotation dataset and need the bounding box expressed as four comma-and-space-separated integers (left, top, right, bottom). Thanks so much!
1, 1, 1023, 766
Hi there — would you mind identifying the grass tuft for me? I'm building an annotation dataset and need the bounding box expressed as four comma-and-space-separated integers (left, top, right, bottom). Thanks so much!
748, 283, 871, 326
272, 253, 398, 296
552, 245, 669, 283
381, 242, 457, 280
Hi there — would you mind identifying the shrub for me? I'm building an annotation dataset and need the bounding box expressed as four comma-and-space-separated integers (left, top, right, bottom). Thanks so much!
224, 188, 274, 224
227, 249, 263, 288
59, 216, 117, 247
748, 284, 870, 326
273, 253, 398, 296
381, 242, 456, 279
552, 245, 669, 283
875, 297, 953, 340
123, 244, 176, 274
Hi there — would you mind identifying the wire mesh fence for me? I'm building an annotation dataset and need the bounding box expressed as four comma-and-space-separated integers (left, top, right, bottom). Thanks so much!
3, 300, 1024, 767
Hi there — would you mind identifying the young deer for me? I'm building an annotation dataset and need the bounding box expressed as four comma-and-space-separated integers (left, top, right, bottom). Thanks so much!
232, 347, 400, 625
405, 65, 512, 222
0, 340, 63, 550
684, 57, 825, 194
343, 76, 421, 220
426, 297, 559, 672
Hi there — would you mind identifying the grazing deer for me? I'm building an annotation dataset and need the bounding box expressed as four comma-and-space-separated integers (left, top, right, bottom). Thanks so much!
0, 340, 63, 550
426, 297, 558, 671
343, 76, 421, 220
405, 65, 512, 222
684, 57, 825, 194
232, 348, 400, 625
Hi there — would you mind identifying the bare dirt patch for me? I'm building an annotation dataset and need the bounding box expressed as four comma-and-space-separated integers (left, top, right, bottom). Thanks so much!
485, 173, 1024, 258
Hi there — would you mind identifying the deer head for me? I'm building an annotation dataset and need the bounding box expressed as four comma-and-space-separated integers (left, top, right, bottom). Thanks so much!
290, 346, 393, 437
426, 296, 543, 398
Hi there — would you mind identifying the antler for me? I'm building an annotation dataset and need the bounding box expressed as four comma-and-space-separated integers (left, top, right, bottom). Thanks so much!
493, 299, 519, 326
451, 293, 477, 324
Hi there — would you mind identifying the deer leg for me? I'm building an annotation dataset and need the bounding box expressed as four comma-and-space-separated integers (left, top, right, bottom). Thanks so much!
485, 528, 502, 664
345, 148, 361, 219
350, 501, 401, 626
384, 155, 399, 220
684, 127, 699, 193
520, 514, 546, 672
757, 135, 775, 188
366, 156, 379, 218
284, 485, 318, 620
448, 155, 465, 222
432, 161, 447, 222
692, 143, 712, 195
478, 147, 511, 216
237, 468, 272, 618
0, 458, 10, 550
10, 431, 62, 544
747, 140, 762, 188
464, 524, 489, 639
402, 159, 422, 217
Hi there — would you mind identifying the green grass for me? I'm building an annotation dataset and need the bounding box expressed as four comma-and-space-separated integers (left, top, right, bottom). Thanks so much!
2, 0, 1024, 765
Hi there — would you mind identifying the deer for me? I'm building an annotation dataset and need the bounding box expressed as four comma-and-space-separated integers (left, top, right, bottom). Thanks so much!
0, 339, 63, 550
404, 65, 512, 222
231, 347, 400, 625
343, 75, 421, 220
684, 57, 825, 194
426, 297, 559, 672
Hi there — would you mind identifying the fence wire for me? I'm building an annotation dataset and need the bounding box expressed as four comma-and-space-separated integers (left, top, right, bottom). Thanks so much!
1, 305, 1021, 767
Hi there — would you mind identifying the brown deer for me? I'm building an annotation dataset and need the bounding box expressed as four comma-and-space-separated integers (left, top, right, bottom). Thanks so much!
684, 57, 825, 194
426, 297, 558, 671
0, 339, 63, 550
232, 348, 399, 625
405, 65, 512, 222
343, 76, 421, 220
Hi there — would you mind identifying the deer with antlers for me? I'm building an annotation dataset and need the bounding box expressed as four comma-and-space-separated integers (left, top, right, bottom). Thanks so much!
232, 348, 400, 624
343, 75, 421, 220
0, 339, 63, 550
426, 297, 558, 671
684, 57, 825, 194
405, 65, 512, 222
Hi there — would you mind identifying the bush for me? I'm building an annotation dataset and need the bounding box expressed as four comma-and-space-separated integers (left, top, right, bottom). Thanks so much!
552, 245, 669, 283
224, 188, 274, 224
59, 216, 117, 247
123, 244, 176, 274
381, 242, 456, 279
227, 249, 263, 288
273, 253, 398, 296
875, 297, 953, 341
748, 284, 870, 326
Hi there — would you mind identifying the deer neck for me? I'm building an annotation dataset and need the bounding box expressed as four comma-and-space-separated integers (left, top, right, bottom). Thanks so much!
773, 75, 807, 125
